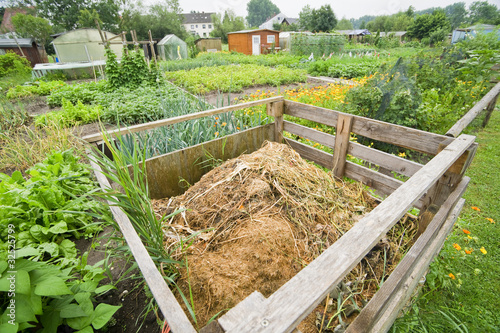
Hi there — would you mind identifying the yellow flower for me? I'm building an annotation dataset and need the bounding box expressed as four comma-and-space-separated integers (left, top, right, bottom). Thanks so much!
480, 247, 487, 254
222, 122, 227, 127
398, 152, 406, 158
215, 132, 219, 137
453, 243, 461, 251
449, 273, 456, 280
486, 218, 495, 224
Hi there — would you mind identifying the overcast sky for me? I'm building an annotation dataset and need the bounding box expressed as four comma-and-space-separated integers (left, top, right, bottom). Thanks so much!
175, 0, 500, 20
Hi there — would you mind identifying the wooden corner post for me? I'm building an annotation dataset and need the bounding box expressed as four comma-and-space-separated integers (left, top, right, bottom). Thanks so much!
332, 114, 354, 178
417, 138, 477, 237
267, 100, 284, 143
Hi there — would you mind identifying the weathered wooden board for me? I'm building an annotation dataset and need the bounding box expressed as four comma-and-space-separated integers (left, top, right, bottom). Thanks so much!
446, 81, 500, 137
370, 198, 465, 333
284, 101, 339, 127
346, 177, 469, 333
344, 161, 404, 199
283, 100, 451, 155
225, 134, 475, 333
284, 138, 333, 169
348, 141, 422, 178
143, 124, 274, 199
332, 114, 353, 178
88, 154, 197, 333
83, 96, 283, 143
283, 121, 336, 149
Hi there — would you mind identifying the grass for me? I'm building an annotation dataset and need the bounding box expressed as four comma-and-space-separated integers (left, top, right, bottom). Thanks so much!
393, 104, 500, 332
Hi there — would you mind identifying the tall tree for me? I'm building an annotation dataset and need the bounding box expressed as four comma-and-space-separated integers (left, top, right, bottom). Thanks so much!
407, 9, 451, 40
34, 0, 89, 30
445, 2, 468, 29
469, 1, 500, 25
298, 5, 313, 31
246, 0, 280, 27
77, 8, 102, 29
311, 5, 337, 32
11, 13, 52, 52
336, 17, 353, 30
211, 10, 245, 43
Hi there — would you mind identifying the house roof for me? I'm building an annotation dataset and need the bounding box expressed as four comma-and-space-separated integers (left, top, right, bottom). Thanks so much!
379, 31, 407, 37
0, 37, 36, 48
227, 29, 279, 35
455, 24, 497, 32
282, 18, 299, 25
1, 7, 33, 31
336, 29, 371, 36
182, 12, 215, 24
259, 13, 287, 28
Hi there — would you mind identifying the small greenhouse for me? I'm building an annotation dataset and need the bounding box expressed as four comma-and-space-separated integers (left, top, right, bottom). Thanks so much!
158, 35, 187, 61
51, 28, 123, 63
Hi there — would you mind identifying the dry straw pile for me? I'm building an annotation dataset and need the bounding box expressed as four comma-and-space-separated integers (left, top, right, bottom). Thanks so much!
152, 141, 416, 331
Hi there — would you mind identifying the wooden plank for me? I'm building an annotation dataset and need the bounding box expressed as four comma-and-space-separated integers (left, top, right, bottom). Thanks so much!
284, 138, 333, 169
344, 161, 404, 199
446, 81, 500, 137
283, 121, 335, 149
83, 96, 284, 143
226, 134, 475, 333
371, 198, 466, 333
284, 100, 339, 127
143, 124, 274, 199
87, 154, 197, 333
269, 101, 284, 143
332, 114, 353, 178
219, 292, 267, 331
284, 100, 451, 155
346, 177, 469, 333
348, 141, 422, 178
482, 92, 499, 128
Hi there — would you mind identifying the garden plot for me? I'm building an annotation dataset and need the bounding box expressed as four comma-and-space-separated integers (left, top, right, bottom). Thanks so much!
151, 142, 417, 331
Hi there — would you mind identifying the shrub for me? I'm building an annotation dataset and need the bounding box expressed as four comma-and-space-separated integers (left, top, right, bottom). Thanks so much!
0, 51, 31, 78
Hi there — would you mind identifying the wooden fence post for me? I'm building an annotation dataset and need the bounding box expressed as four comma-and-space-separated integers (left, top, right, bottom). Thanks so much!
267, 100, 284, 143
332, 114, 354, 178
416, 142, 477, 237
482, 92, 499, 128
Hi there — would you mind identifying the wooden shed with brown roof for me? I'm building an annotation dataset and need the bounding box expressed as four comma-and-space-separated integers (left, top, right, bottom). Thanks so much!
227, 29, 279, 55
0, 37, 47, 66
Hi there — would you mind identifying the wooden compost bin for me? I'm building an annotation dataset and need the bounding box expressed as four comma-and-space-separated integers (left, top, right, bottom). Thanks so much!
84, 95, 483, 333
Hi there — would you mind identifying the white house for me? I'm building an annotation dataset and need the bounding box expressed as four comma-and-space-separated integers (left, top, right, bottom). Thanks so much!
182, 12, 215, 38
259, 13, 288, 30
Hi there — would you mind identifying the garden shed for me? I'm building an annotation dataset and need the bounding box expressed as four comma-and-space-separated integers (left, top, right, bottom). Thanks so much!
227, 29, 279, 55
158, 34, 188, 60
0, 37, 47, 66
451, 24, 500, 44
51, 28, 123, 63
195, 37, 222, 52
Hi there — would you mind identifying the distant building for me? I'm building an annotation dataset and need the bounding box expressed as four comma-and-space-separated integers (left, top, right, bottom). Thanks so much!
451, 24, 500, 44
0, 37, 47, 66
228, 29, 279, 55
335, 29, 371, 41
1, 7, 33, 32
182, 12, 215, 38
259, 13, 287, 30
379, 31, 407, 41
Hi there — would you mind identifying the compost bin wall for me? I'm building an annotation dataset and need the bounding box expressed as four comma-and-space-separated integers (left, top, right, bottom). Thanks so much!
141, 124, 275, 199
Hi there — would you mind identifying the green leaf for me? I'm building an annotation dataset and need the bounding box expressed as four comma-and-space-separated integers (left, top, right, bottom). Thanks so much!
78, 280, 98, 293
94, 284, 116, 294
48, 221, 68, 234
38, 242, 60, 257
76, 326, 94, 333
0, 261, 7, 275
34, 276, 72, 296
91, 303, 121, 329
60, 304, 89, 319
15, 269, 31, 295
15, 293, 38, 324
15, 245, 40, 258
0, 323, 18, 333
59, 239, 77, 259
74, 292, 94, 316
40, 307, 63, 333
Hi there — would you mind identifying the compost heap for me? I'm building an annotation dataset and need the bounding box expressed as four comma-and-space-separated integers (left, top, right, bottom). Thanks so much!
152, 141, 416, 331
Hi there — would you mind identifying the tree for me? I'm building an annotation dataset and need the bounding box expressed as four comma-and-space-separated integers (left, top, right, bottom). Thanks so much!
444, 2, 468, 29
77, 9, 102, 29
273, 21, 298, 31
298, 5, 313, 31
11, 13, 52, 45
246, 0, 280, 27
92, 0, 120, 31
311, 5, 337, 32
469, 1, 500, 25
336, 17, 353, 30
359, 20, 366, 29
34, 0, 89, 30
211, 10, 245, 43
407, 10, 451, 40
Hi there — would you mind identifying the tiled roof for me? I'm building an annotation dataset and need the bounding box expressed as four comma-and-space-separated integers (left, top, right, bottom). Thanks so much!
182, 13, 215, 24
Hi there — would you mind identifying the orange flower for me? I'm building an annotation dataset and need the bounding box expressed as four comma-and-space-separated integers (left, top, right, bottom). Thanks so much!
453, 243, 461, 251
449, 273, 456, 280
465, 249, 472, 254
471, 206, 480, 211
486, 218, 495, 224
462, 229, 471, 234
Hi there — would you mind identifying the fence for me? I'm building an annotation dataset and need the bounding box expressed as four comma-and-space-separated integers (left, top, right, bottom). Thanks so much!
84, 80, 500, 333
